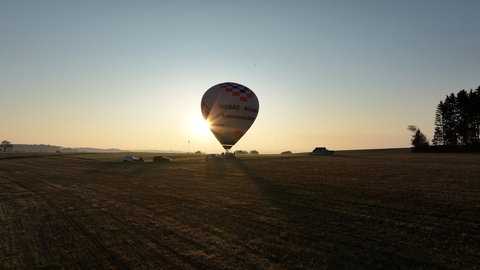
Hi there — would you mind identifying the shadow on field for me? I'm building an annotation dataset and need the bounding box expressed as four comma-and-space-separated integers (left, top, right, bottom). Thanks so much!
227, 159, 333, 235
225, 158, 342, 267
223, 158, 440, 269
230, 159, 301, 214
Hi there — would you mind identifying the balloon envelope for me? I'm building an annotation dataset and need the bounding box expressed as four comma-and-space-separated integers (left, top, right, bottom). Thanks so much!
201, 82, 259, 151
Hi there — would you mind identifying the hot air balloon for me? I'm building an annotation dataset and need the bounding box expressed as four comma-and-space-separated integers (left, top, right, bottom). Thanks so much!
201, 82, 259, 152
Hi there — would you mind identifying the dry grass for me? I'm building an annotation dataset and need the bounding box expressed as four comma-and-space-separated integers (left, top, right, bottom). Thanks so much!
0, 150, 479, 269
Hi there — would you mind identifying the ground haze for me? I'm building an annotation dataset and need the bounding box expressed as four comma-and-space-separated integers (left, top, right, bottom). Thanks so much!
1, 150, 479, 269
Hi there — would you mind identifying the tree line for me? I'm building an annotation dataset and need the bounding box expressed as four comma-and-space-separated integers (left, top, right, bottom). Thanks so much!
410, 85, 480, 152
433, 86, 480, 147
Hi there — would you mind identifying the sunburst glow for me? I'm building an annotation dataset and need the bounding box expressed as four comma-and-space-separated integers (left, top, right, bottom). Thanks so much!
191, 113, 211, 138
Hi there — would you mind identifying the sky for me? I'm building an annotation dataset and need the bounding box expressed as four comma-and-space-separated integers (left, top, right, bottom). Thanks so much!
1, 0, 479, 154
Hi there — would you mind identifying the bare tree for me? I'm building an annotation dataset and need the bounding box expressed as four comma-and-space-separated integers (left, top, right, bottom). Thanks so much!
407, 126, 429, 149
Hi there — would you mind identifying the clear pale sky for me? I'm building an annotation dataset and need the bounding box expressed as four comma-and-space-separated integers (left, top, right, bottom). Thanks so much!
1, 1, 479, 153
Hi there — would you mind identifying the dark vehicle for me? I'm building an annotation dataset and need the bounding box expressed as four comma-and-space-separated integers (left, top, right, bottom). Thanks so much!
153, 156, 171, 162
309, 147, 334, 156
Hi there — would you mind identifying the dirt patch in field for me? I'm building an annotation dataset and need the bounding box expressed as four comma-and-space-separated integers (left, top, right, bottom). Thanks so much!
1, 152, 479, 269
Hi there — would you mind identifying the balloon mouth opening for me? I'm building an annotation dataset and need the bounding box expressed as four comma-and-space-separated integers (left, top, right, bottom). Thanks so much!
222, 144, 233, 151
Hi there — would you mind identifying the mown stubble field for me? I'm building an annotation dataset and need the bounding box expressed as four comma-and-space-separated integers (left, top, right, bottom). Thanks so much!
0, 150, 479, 269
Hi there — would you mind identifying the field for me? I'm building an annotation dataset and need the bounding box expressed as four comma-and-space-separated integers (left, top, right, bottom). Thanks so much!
1, 150, 479, 269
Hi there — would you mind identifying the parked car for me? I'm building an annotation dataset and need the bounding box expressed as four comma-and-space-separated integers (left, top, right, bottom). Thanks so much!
123, 156, 144, 162
309, 147, 334, 156
153, 156, 171, 162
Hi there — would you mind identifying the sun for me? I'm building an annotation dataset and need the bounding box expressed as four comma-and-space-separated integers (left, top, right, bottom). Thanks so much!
190, 113, 211, 138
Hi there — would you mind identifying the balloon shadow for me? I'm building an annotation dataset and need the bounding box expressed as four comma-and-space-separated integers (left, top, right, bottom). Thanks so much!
227, 158, 316, 219
223, 158, 334, 267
